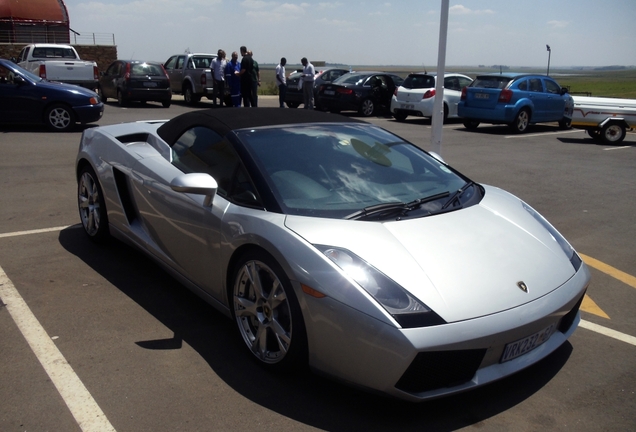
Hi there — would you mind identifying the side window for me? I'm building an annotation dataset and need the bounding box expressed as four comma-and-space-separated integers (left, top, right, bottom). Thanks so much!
18, 47, 29, 62
529, 78, 543, 92
545, 79, 560, 94
444, 76, 461, 91
164, 57, 176, 70
175, 56, 185, 70
171, 127, 259, 206
458, 77, 472, 89
518, 79, 528, 91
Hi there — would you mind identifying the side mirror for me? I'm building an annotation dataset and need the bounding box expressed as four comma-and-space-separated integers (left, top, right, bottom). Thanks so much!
170, 173, 218, 206
561, 88, 569, 95
13, 75, 26, 85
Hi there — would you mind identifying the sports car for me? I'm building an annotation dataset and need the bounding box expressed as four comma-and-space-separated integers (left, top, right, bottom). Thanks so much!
76, 108, 590, 402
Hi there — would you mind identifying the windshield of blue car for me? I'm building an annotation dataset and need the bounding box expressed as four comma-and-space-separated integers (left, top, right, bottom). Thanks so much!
236, 123, 480, 219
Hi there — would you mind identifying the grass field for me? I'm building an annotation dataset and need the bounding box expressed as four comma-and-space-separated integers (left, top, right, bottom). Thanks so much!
257, 65, 636, 99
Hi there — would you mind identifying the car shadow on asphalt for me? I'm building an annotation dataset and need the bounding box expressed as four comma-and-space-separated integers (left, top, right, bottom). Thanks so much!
59, 227, 572, 431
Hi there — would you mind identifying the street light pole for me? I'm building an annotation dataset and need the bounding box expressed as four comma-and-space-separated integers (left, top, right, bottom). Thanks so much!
546, 44, 551, 76
431, 0, 449, 157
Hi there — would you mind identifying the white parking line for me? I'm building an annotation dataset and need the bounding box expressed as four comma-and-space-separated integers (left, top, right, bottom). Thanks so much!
505, 129, 583, 139
0, 265, 116, 432
579, 320, 636, 346
603, 146, 632, 151
0, 225, 79, 239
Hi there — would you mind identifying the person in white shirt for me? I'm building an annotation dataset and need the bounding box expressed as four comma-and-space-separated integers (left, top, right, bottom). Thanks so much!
275, 57, 287, 108
211, 49, 227, 106
301, 57, 315, 110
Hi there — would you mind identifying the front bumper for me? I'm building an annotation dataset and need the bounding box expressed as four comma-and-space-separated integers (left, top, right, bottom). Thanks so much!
74, 103, 104, 124
304, 261, 590, 401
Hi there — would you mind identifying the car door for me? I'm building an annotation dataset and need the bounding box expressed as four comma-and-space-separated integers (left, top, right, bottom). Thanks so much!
443, 75, 463, 116
100, 61, 122, 99
526, 78, 549, 122
544, 78, 567, 120
163, 55, 184, 92
0, 66, 42, 123
130, 126, 259, 299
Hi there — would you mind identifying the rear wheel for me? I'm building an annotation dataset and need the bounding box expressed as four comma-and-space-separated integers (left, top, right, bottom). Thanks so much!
45, 104, 74, 132
463, 120, 480, 130
510, 108, 530, 133
162, 100, 171, 108
77, 165, 110, 242
359, 98, 375, 117
443, 103, 449, 124
231, 250, 307, 370
393, 112, 407, 122
286, 102, 300, 109
600, 123, 626, 144
587, 129, 602, 141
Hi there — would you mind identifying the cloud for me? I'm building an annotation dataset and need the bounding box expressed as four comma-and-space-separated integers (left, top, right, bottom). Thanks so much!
243, 2, 308, 21
450, 5, 494, 15
547, 20, 569, 29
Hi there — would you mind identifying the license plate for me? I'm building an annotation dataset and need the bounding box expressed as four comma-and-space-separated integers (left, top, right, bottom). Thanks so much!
325, 90, 335, 95
475, 93, 489, 99
143, 82, 158, 88
500, 322, 557, 363
400, 104, 415, 110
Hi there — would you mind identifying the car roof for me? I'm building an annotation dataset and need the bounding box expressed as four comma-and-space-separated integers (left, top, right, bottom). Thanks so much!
475, 73, 550, 80
157, 108, 363, 145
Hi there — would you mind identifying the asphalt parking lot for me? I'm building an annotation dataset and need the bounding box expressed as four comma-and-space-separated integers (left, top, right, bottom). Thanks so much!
1, 96, 635, 431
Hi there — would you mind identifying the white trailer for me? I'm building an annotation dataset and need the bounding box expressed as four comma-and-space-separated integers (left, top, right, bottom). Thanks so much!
571, 96, 636, 144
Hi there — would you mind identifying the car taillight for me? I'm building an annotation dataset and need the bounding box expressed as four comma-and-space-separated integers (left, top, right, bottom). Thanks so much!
423, 89, 436, 99
39, 64, 46, 79
499, 89, 513, 103
337, 87, 354, 95
461, 87, 467, 100
123, 63, 131, 81
93, 66, 99, 80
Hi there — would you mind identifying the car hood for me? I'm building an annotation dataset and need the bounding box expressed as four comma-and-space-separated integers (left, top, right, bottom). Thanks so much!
38, 79, 98, 97
284, 185, 576, 322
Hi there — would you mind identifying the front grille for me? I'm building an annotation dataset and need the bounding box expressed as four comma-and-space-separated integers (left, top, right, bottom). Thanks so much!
395, 349, 486, 394
559, 290, 586, 334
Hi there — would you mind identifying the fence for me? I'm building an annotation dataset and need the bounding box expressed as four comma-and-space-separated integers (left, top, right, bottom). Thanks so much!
0, 29, 115, 46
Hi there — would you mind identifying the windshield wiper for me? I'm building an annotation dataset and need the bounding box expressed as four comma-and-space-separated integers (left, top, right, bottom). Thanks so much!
345, 191, 451, 221
442, 181, 475, 210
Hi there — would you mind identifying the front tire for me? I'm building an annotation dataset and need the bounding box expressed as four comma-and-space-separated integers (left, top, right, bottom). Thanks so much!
559, 117, 572, 129
393, 112, 407, 122
286, 102, 300, 109
231, 250, 307, 370
162, 100, 171, 108
45, 104, 74, 132
78, 165, 110, 242
359, 98, 375, 117
183, 85, 201, 104
463, 120, 480, 130
117, 89, 128, 107
510, 108, 530, 133
600, 123, 626, 144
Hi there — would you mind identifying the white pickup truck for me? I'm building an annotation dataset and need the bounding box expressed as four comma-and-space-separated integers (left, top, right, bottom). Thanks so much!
571, 95, 636, 144
16, 43, 99, 90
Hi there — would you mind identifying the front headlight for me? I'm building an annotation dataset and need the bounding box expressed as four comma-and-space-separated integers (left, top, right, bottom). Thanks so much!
315, 245, 446, 328
522, 202, 582, 271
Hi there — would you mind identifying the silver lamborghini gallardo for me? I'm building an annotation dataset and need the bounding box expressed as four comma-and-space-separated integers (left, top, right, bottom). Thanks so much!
76, 108, 590, 401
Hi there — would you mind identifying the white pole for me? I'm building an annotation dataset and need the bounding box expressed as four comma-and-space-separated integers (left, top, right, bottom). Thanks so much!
431, 0, 449, 156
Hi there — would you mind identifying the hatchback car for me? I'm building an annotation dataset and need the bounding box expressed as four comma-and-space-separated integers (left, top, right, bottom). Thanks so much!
458, 73, 573, 132
285, 67, 349, 109
316, 72, 404, 116
98, 60, 172, 107
0, 58, 103, 131
391, 73, 473, 122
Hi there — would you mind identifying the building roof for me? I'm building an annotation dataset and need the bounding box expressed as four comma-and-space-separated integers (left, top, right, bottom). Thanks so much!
0, 0, 69, 23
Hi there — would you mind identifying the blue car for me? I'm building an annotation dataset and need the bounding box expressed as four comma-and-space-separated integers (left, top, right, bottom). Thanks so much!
458, 73, 573, 133
0, 58, 104, 132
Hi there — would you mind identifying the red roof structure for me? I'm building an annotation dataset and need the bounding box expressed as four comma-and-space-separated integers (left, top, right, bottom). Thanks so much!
0, 0, 70, 43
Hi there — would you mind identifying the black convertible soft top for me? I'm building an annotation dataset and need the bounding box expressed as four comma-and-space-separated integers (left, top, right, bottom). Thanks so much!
157, 108, 363, 146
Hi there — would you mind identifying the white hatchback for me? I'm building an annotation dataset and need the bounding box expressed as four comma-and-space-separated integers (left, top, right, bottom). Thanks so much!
391, 73, 473, 122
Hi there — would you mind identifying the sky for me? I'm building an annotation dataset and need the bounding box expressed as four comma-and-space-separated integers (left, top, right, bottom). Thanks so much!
63, 0, 636, 68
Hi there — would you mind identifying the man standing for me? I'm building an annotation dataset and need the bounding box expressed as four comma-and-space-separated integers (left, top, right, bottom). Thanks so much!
301, 57, 315, 109
276, 57, 287, 108
225, 51, 242, 107
211, 49, 226, 106
239, 46, 257, 107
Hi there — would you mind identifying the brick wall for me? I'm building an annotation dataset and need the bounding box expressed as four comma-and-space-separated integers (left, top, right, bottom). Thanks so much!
0, 44, 118, 71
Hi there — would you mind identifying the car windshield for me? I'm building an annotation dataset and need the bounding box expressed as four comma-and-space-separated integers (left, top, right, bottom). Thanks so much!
236, 123, 479, 219
471, 76, 512, 89
333, 73, 371, 86
402, 74, 434, 89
